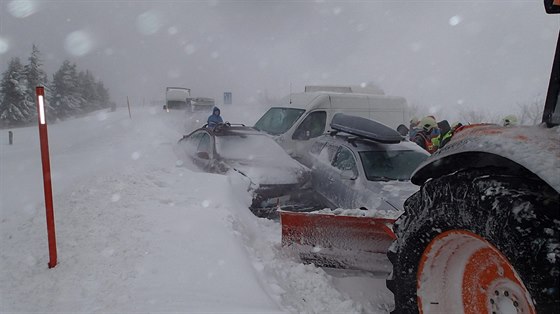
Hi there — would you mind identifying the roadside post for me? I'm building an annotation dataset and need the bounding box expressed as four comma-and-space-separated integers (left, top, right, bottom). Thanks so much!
8, 131, 13, 145
127, 96, 132, 119
224, 92, 232, 105
35, 86, 58, 269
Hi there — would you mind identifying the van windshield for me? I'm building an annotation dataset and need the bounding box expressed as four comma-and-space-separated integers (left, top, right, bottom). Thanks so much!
254, 107, 305, 135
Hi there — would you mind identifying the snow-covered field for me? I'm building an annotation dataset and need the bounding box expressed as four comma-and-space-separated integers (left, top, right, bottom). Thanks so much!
0, 105, 392, 313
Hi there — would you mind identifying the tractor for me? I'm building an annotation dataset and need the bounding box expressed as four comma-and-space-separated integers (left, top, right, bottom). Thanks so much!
387, 1, 560, 312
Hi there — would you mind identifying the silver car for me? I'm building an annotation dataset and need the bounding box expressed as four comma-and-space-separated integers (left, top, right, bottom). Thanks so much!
301, 115, 430, 214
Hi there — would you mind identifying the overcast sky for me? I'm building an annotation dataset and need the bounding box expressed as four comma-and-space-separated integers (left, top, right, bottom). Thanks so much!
0, 0, 558, 120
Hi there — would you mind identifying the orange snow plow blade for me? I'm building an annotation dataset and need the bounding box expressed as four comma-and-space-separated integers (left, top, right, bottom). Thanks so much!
280, 211, 396, 273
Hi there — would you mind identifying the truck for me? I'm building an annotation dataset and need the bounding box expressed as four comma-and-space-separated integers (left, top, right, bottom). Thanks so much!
187, 97, 215, 113
164, 87, 191, 110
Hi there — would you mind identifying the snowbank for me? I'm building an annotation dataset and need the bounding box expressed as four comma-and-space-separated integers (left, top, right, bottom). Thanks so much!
0, 106, 392, 313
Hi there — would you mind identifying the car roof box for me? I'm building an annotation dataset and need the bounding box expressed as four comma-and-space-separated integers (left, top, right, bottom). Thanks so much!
330, 113, 403, 144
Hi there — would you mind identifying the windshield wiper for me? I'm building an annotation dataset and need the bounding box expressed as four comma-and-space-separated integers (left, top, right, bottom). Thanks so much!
383, 199, 400, 211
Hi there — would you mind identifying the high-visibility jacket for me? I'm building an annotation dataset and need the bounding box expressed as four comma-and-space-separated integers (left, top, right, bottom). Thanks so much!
413, 131, 437, 154
438, 130, 454, 148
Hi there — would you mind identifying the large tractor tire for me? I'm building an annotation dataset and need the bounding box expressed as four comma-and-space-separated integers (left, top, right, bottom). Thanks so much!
387, 168, 559, 313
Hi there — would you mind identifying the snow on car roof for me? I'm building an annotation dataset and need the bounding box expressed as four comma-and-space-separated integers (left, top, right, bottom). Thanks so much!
209, 125, 261, 136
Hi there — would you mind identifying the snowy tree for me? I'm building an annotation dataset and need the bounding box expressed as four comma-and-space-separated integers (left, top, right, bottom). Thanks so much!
25, 44, 48, 92
51, 60, 86, 118
76, 70, 111, 112
0, 57, 36, 126
407, 101, 446, 124
24, 44, 52, 121
517, 96, 544, 125
459, 108, 486, 124
95, 80, 111, 108
458, 108, 500, 124
0, 49, 113, 124
77, 70, 100, 108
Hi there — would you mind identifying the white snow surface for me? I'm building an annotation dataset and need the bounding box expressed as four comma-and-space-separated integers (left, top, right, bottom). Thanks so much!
0, 106, 392, 313
314, 208, 401, 220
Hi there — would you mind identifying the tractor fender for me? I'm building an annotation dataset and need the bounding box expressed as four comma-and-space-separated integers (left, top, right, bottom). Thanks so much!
411, 124, 560, 193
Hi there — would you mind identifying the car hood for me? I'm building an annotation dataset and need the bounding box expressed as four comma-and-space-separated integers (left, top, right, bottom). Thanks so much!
360, 180, 419, 213
227, 158, 310, 186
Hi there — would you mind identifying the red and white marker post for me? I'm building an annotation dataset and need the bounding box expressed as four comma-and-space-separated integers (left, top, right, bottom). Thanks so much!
35, 86, 57, 269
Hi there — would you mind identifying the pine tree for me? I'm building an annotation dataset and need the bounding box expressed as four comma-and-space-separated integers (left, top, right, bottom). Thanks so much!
0, 58, 36, 126
95, 80, 111, 108
24, 44, 51, 122
77, 70, 112, 111
25, 44, 48, 91
51, 60, 85, 118
0, 49, 113, 125
77, 70, 100, 110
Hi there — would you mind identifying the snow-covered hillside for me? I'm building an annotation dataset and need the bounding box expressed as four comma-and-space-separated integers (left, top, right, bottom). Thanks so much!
0, 106, 392, 313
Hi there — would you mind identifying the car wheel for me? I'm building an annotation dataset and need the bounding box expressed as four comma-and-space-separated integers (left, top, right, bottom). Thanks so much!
387, 167, 560, 313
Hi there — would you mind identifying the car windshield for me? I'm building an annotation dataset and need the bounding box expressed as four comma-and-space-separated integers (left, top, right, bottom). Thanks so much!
215, 133, 290, 161
253, 107, 305, 135
359, 150, 428, 181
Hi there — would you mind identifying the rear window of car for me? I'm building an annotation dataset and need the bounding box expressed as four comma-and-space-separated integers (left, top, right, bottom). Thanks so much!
359, 150, 428, 181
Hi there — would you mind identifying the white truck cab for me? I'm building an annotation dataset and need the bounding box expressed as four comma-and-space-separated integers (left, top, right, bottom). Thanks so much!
165, 87, 191, 110
254, 86, 409, 160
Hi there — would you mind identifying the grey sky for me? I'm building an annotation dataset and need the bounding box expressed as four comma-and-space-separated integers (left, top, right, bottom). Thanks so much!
0, 0, 558, 120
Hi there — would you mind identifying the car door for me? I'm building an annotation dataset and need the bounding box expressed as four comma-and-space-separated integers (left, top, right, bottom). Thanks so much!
329, 145, 360, 209
192, 131, 214, 171
311, 142, 339, 208
300, 138, 327, 168
291, 111, 327, 161
180, 131, 202, 158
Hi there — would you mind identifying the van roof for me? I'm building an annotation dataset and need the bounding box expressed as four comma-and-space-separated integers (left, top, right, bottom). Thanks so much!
275, 92, 321, 109
276, 92, 407, 110
304, 86, 353, 93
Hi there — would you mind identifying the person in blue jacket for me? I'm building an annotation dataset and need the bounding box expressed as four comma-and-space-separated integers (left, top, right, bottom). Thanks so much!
207, 106, 223, 128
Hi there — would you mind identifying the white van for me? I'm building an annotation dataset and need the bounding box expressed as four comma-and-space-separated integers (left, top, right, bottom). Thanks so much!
253, 87, 408, 160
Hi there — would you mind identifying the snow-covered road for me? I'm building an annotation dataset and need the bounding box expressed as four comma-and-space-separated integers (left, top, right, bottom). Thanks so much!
0, 106, 392, 313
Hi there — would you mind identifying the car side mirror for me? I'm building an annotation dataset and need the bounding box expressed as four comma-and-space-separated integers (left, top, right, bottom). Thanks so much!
196, 151, 210, 160
341, 169, 357, 180
397, 124, 409, 136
